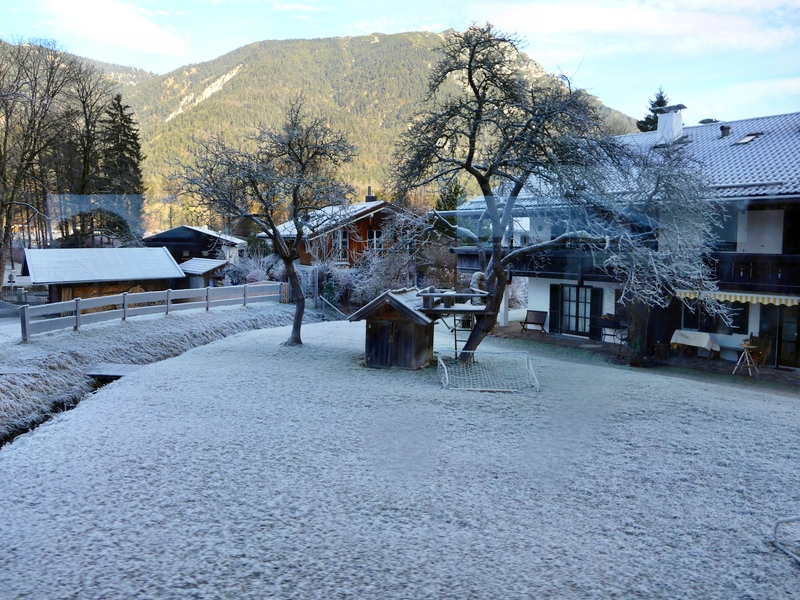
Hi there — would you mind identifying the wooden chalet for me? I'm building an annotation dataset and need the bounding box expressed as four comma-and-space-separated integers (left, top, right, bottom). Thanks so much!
22, 247, 186, 303
265, 192, 394, 267
142, 225, 247, 264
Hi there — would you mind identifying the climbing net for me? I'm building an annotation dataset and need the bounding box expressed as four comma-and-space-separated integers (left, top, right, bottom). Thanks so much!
437, 350, 540, 393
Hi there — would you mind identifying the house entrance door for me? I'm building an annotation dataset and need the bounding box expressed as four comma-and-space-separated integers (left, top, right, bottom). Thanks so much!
778, 305, 799, 368
759, 304, 779, 368
562, 285, 591, 335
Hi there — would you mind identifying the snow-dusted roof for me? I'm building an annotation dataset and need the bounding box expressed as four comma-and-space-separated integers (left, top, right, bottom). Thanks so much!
179, 258, 228, 276
621, 111, 800, 199
144, 225, 247, 247
458, 111, 800, 212
273, 201, 389, 239
348, 287, 433, 326
23, 247, 186, 285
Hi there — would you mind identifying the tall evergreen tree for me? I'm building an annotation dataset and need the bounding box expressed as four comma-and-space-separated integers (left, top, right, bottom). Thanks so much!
98, 93, 145, 236
99, 93, 144, 194
636, 87, 669, 132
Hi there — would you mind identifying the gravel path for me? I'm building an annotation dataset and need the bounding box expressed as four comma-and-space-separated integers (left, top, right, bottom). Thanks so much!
1, 320, 799, 598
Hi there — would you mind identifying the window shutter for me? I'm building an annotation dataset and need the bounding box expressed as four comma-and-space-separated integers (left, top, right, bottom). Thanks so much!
589, 287, 604, 341
549, 284, 561, 334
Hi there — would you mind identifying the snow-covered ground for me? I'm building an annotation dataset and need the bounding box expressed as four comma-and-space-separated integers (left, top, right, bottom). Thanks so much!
1, 319, 799, 598
0, 303, 319, 440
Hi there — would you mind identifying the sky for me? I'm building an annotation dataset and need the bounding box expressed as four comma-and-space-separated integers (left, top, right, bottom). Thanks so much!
1, 0, 799, 123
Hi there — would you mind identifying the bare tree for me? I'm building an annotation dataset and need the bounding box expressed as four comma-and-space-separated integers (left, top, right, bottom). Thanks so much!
392, 24, 614, 353
551, 141, 728, 363
351, 207, 445, 302
175, 101, 355, 345
66, 62, 115, 195
0, 40, 78, 282
393, 24, 728, 361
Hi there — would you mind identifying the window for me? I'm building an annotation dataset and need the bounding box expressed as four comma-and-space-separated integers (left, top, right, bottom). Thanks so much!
368, 229, 383, 251
682, 300, 749, 335
334, 229, 349, 263
733, 132, 763, 145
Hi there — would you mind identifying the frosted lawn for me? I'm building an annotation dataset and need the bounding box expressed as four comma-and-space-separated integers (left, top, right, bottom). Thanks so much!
1, 318, 799, 597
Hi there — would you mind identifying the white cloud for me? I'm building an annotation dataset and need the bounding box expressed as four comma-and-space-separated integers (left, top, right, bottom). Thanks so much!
679, 75, 800, 121
480, 1, 798, 54
43, 0, 187, 57
273, 2, 320, 11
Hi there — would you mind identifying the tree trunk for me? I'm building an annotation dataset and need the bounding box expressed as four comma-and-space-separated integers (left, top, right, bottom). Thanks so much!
460, 263, 507, 358
627, 301, 651, 367
0, 207, 12, 286
282, 258, 305, 346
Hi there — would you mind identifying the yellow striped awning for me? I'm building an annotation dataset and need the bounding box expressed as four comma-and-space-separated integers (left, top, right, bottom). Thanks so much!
675, 290, 799, 306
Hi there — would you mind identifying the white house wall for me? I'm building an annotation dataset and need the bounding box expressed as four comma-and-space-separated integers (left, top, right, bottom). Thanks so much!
529, 218, 552, 243
739, 209, 784, 254
527, 277, 619, 332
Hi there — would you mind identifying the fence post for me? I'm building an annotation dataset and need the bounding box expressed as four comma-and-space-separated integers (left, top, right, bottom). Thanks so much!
313, 266, 319, 309
20, 305, 29, 342
243, 284, 248, 307
122, 292, 128, 321
166, 289, 171, 315
206, 286, 211, 311
74, 298, 81, 331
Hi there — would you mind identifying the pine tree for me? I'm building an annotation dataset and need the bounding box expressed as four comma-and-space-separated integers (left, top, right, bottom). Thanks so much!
98, 93, 145, 236
99, 94, 144, 193
435, 181, 466, 212
636, 87, 669, 132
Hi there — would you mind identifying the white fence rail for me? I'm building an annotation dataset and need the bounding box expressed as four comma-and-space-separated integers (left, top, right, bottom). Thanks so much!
19, 282, 285, 341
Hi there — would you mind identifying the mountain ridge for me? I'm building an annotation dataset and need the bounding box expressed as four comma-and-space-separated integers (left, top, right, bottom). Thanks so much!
93, 32, 636, 223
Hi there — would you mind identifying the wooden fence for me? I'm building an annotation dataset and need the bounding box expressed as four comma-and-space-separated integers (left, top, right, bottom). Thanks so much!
19, 282, 285, 341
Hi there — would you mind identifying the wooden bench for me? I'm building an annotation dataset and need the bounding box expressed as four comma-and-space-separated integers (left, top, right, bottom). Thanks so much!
520, 310, 547, 333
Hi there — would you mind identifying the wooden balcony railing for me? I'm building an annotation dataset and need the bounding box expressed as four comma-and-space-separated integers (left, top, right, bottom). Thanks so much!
712, 253, 800, 295
454, 246, 800, 295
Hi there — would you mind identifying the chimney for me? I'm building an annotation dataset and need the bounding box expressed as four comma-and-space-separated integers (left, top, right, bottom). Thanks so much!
720, 125, 731, 138
365, 185, 377, 202
654, 103, 687, 143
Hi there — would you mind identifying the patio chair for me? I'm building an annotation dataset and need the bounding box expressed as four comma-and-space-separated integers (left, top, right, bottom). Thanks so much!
746, 335, 772, 367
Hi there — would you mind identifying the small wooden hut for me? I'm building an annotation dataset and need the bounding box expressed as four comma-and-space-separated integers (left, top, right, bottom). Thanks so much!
348, 288, 434, 370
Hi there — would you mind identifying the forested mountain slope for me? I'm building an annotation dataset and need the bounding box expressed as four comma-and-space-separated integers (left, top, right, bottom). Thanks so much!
120, 32, 636, 199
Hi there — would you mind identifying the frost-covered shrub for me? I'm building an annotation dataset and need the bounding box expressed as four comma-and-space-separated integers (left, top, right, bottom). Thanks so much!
508, 277, 528, 309
221, 249, 285, 285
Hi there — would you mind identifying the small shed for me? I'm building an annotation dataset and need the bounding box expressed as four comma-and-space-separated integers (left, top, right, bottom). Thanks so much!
179, 258, 228, 288
348, 288, 434, 370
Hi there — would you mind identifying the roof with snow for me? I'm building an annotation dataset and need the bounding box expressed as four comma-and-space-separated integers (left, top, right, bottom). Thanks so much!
143, 225, 247, 247
22, 247, 186, 285
348, 287, 433, 326
271, 201, 390, 239
179, 258, 228, 276
458, 111, 800, 212
621, 111, 800, 199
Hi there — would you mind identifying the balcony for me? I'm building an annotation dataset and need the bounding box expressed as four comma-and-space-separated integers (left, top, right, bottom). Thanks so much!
712, 253, 800, 295
452, 246, 616, 283
454, 246, 800, 296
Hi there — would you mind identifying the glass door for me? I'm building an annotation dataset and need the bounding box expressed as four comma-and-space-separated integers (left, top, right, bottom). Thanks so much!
779, 305, 799, 368
562, 285, 591, 335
